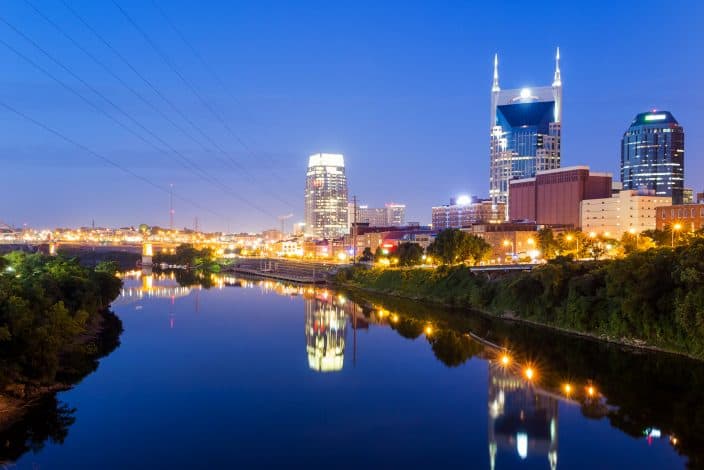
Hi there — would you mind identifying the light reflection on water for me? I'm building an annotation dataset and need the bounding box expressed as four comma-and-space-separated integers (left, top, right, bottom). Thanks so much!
5, 270, 694, 469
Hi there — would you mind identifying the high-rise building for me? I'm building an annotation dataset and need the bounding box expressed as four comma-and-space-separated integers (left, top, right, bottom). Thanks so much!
490, 49, 563, 214
621, 111, 685, 204
304, 153, 348, 239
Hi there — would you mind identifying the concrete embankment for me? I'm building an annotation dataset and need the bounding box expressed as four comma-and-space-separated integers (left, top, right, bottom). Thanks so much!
225, 258, 345, 283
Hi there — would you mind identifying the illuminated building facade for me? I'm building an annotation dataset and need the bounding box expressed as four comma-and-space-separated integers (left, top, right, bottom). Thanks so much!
656, 204, 704, 231
432, 197, 505, 230
509, 166, 612, 228
488, 364, 558, 470
385, 203, 406, 226
490, 50, 563, 215
581, 189, 671, 238
621, 111, 685, 204
305, 298, 347, 372
305, 153, 349, 239
349, 203, 407, 228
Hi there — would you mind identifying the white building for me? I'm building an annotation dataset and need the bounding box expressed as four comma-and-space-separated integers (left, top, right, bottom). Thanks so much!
348, 202, 407, 228
304, 153, 348, 239
580, 189, 672, 238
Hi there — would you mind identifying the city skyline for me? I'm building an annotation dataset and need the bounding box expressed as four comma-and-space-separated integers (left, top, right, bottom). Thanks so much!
0, 0, 702, 232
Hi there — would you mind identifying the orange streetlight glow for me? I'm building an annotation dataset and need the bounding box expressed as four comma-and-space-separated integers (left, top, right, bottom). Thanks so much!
587, 385, 596, 397
524, 367, 535, 380
500, 354, 511, 366
425, 325, 433, 336
563, 383, 572, 395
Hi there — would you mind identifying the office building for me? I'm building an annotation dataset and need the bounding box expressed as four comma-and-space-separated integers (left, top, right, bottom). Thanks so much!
349, 202, 407, 228
304, 153, 349, 239
432, 197, 505, 230
581, 190, 671, 238
490, 49, 563, 212
621, 111, 684, 204
385, 203, 406, 226
683, 188, 694, 204
509, 166, 612, 228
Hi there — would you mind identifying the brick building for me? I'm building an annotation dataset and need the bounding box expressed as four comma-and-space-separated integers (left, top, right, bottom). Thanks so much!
509, 166, 612, 228
656, 204, 704, 231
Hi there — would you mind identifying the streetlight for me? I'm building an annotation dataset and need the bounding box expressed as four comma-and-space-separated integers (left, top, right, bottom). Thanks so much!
503, 239, 514, 261
565, 233, 579, 256
672, 223, 682, 247
628, 227, 639, 250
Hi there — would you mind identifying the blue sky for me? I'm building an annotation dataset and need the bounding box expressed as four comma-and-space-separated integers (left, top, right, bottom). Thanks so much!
0, 0, 702, 232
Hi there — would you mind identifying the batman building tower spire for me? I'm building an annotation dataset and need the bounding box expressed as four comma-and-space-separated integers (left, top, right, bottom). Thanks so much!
489, 50, 562, 217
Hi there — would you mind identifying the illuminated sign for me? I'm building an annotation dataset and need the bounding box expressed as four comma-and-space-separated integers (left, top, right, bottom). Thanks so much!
644, 114, 666, 121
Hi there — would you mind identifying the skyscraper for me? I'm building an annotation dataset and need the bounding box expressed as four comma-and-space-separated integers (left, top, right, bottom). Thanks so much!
621, 111, 685, 204
490, 49, 563, 214
304, 153, 349, 239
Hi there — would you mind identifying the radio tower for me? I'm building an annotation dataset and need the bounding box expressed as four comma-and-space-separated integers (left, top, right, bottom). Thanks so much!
169, 183, 174, 230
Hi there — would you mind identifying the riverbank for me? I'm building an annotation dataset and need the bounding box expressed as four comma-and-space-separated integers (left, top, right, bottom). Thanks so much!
335, 241, 704, 361
0, 252, 124, 438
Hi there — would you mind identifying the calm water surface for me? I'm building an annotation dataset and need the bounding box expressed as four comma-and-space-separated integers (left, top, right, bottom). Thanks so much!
7, 272, 701, 469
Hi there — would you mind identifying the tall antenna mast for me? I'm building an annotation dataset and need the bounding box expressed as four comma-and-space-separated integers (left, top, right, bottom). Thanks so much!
169, 183, 174, 230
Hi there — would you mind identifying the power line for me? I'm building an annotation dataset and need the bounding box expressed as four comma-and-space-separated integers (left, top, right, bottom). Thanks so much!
112, 0, 293, 200
0, 99, 225, 221
58, 0, 250, 177
0, 15, 274, 217
62, 0, 293, 208
22, 0, 230, 172
149, 0, 286, 178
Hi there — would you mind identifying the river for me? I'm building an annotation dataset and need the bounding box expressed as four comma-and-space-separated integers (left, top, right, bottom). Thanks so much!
3, 271, 701, 469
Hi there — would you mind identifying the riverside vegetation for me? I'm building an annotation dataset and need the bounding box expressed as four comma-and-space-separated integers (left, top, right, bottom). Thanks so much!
336, 237, 704, 360
0, 251, 123, 449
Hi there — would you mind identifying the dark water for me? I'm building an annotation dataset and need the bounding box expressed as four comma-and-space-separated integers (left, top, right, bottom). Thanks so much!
6, 272, 702, 469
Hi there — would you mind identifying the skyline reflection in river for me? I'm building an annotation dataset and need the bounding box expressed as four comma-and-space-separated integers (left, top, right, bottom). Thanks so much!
5, 271, 695, 468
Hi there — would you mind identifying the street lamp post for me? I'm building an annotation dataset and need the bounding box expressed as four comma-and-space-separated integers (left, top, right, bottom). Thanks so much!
502, 239, 514, 263
672, 223, 682, 247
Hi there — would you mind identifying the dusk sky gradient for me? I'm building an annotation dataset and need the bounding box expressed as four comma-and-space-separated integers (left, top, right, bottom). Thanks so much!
1, 0, 702, 232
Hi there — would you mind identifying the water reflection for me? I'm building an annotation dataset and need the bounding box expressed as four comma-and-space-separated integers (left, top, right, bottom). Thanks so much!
488, 363, 558, 469
6, 272, 695, 467
305, 297, 347, 372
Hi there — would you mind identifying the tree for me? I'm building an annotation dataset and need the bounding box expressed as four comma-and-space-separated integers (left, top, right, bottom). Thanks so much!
427, 229, 490, 265
359, 247, 374, 262
537, 228, 561, 259
397, 243, 423, 266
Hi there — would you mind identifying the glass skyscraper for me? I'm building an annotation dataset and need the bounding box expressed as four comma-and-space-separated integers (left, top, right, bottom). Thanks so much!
490, 49, 563, 214
304, 153, 349, 239
621, 111, 685, 204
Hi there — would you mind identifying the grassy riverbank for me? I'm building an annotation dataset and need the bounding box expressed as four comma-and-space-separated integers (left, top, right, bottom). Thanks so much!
0, 252, 124, 433
335, 239, 704, 360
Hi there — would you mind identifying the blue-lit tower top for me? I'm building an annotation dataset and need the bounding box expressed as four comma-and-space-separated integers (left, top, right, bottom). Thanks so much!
489, 49, 562, 213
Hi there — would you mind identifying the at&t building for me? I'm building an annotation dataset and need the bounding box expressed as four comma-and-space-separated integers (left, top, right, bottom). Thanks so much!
490, 49, 563, 215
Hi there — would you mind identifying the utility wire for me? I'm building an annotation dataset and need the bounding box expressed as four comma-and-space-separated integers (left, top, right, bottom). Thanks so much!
0, 16, 274, 218
0, 100, 225, 221
23, 0, 231, 173
62, 0, 293, 209
150, 0, 286, 180
112, 0, 292, 200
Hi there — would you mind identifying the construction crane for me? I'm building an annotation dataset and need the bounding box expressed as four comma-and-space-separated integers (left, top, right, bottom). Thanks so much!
278, 213, 293, 239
